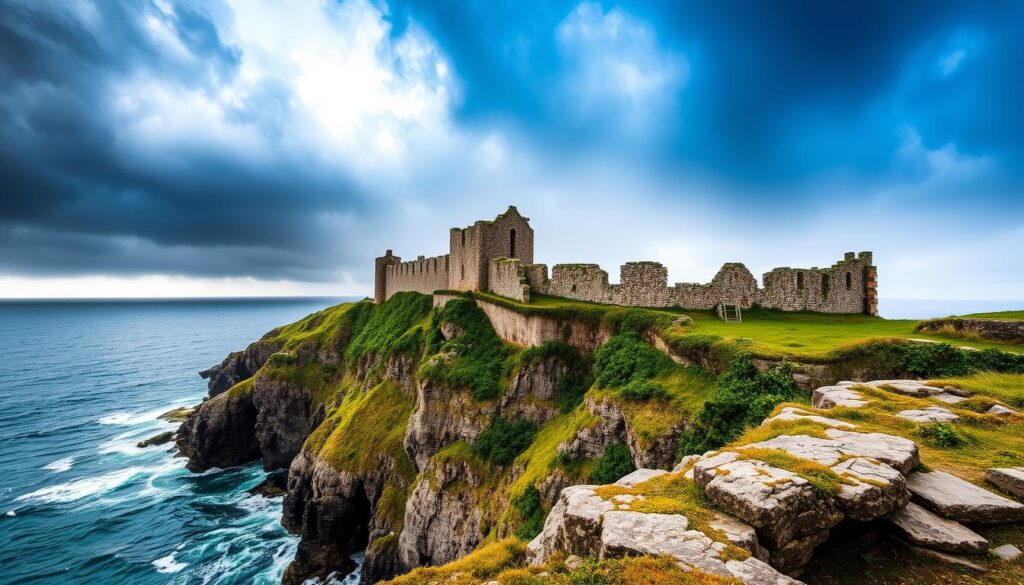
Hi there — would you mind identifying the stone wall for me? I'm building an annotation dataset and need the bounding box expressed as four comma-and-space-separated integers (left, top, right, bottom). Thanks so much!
521, 252, 876, 314
916, 318, 1024, 344
487, 258, 531, 303
383, 254, 450, 300
448, 206, 534, 293
374, 205, 876, 315
433, 293, 614, 354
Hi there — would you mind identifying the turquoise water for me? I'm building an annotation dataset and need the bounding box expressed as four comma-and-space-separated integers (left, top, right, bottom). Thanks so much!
0, 298, 354, 585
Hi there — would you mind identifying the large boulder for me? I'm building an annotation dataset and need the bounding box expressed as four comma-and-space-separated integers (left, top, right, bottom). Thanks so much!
527, 483, 799, 584
906, 471, 1024, 524
811, 385, 866, 409
176, 387, 259, 472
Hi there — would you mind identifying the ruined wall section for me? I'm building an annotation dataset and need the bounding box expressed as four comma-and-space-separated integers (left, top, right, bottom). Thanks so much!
761, 252, 875, 314
487, 258, 532, 303
384, 254, 450, 300
516, 253, 876, 314
448, 206, 534, 293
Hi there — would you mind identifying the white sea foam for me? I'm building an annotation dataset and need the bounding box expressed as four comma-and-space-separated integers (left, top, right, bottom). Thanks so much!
5, 510, 14, 517
43, 456, 75, 472
16, 467, 145, 504
153, 553, 187, 573
98, 405, 178, 426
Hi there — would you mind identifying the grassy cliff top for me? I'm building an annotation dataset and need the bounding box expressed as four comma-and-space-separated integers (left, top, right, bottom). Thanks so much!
459, 291, 1023, 360
941, 310, 1024, 321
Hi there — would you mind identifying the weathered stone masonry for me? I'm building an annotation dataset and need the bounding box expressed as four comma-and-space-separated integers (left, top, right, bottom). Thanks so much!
375, 206, 878, 315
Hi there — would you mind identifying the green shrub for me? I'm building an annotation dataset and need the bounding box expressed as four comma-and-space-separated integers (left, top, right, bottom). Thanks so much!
618, 379, 668, 401
267, 351, 296, 366
473, 418, 538, 465
589, 442, 635, 484
513, 485, 546, 540
592, 332, 673, 388
678, 354, 798, 456
919, 423, 967, 448
420, 298, 513, 401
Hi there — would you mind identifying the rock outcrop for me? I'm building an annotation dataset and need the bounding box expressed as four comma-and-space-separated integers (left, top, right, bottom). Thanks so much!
176, 385, 259, 472
887, 502, 987, 553
200, 339, 282, 396
527, 483, 798, 584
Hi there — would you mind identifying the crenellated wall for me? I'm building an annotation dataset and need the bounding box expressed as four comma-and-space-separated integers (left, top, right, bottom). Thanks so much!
520, 252, 877, 314
383, 254, 450, 300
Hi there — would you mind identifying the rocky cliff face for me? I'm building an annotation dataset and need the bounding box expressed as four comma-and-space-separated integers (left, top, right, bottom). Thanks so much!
176, 381, 259, 471
200, 339, 282, 396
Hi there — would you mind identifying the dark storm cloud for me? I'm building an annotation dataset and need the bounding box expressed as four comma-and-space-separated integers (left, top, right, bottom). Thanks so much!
391, 0, 1024, 183
0, 0, 365, 281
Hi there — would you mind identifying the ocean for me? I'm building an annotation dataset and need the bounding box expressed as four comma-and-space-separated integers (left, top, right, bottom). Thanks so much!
0, 298, 357, 585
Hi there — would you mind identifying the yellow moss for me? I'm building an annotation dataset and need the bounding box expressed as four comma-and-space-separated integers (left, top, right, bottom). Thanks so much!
224, 377, 254, 398
732, 447, 855, 495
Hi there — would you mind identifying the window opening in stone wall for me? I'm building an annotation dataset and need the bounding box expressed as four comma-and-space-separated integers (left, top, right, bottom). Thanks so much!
846, 272, 852, 290
509, 229, 516, 257
822, 274, 830, 298
797, 272, 804, 289
461, 230, 465, 247
571, 283, 577, 293
461, 263, 465, 279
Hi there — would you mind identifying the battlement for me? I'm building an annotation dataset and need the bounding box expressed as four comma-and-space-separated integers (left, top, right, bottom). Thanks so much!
373, 207, 878, 315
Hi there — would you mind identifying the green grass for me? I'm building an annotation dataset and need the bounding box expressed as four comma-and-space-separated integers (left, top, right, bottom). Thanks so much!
947, 310, 1024, 321
679, 310, 1022, 359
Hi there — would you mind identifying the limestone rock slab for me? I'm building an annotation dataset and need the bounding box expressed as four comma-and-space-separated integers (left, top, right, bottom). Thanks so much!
994, 544, 1022, 561
614, 468, 668, 487
888, 502, 988, 553
811, 385, 866, 409
986, 467, 1024, 499
896, 406, 959, 424
763, 406, 855, 429
907, 471, 1024, 524
987, 404, 1017, 416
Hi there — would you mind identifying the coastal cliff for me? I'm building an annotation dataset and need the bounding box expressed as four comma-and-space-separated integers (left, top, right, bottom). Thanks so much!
177, 292, 1024, 584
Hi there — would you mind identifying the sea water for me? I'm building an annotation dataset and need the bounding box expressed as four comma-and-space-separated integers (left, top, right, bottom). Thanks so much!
0, 298, 357, 585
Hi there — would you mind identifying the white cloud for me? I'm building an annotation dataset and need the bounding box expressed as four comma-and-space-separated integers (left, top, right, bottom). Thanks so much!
556, 2, 686, 136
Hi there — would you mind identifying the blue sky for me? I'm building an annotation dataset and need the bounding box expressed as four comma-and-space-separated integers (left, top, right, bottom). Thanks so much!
0, 0, 1022, 301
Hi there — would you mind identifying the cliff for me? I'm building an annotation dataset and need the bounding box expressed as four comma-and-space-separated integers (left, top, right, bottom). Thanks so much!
177, 291, 1024, 584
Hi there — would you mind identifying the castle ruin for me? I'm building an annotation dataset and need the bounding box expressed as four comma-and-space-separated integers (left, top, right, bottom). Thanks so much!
374, 206, 878, 315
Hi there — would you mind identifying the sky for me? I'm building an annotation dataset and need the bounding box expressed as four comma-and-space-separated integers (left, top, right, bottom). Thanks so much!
1, 0, 1022, 302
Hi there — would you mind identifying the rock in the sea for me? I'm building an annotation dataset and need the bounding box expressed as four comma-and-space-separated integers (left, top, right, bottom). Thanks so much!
137, 431, 175, 448
887, 502, 987, 554
248, 468, 289, 498
896, 406, 959, 424
906, 471, 1024, 524
176, 387, 260, 472
159, 406, 196, 423
985, 467, 1024, 499
993, 544, 1022, 561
